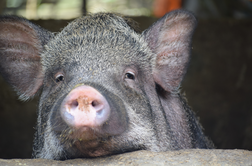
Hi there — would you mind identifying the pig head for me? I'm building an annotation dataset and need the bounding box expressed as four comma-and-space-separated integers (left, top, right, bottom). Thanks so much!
0, 10, 213, 159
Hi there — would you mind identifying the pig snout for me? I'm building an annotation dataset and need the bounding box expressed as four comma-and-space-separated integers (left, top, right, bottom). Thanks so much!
60, 85, 111, 129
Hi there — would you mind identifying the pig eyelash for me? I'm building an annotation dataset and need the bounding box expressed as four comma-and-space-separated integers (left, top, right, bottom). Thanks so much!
125, 71, 135, 80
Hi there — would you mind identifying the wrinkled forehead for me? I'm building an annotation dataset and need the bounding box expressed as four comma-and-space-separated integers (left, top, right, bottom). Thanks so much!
42, 13, 152, 71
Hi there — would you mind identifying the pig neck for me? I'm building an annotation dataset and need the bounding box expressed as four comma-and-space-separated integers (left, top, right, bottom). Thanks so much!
143, 84, 176, 151
159, 93, 193, 149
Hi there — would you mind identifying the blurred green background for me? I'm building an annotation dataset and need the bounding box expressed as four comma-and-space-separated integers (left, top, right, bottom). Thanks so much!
1, 0, 252, 19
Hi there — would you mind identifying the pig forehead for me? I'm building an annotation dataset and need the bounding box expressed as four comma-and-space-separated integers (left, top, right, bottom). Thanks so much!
42, 15, 153, 70
43, 39, 151, 71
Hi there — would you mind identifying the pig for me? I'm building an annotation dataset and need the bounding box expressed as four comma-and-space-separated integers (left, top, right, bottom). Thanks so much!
0, 10, 213, 160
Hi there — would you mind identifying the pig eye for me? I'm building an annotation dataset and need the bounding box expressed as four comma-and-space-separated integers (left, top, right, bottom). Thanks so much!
125, 72, 135, 80
55, 74, 64, 83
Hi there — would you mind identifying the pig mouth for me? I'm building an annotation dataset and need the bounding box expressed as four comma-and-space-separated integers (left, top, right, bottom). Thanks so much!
73, 138, 113, 157
59, 126, 115, 157
64, 125, 109, 142
57, 124, 114, 157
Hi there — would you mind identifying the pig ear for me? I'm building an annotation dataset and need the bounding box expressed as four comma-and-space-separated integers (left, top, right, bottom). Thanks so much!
0, 16, 53, 100
142, 10, 197, 92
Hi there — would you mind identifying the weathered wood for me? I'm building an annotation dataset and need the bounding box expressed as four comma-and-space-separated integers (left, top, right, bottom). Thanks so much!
0, 149, 251, 166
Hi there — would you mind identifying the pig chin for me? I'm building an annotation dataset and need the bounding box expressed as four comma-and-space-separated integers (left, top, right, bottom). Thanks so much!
72, 136, 114, 157
67, 129, 112, 157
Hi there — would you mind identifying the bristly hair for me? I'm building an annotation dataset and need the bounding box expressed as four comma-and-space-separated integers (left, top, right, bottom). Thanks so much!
111, 13, 141, 33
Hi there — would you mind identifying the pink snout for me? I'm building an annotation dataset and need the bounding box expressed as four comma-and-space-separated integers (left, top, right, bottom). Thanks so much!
60, 85, 111, 129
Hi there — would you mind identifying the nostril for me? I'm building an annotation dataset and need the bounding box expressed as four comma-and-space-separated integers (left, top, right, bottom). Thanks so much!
91, 100, 99, 107
70, 100, 79, 109
91, 100, 104, 113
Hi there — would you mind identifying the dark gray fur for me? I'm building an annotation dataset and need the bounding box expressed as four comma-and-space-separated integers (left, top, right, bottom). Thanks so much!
0, 11, 213, 160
